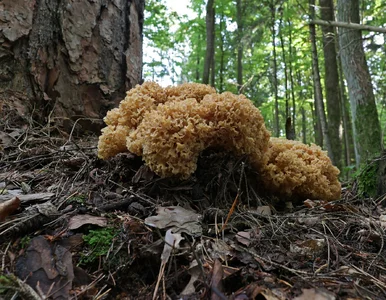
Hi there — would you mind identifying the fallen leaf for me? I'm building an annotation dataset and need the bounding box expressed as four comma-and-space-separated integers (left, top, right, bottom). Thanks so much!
290, 239, 325, 256
0, 197, 21, 221
145, 206, 202, 235
294, 288, 336, 300
161, 229, 184, 263
235, 231, 252, 246
210, 259, 224, 300
68, 214, 108, 230
180, 261, 201, 296
15, 236, 74, 299
256, 205, 272, 216
380, 215, 386, 228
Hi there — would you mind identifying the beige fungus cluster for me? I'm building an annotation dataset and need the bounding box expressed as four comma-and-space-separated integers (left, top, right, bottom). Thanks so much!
261, 138, 341, 201
98, 82, 341, 201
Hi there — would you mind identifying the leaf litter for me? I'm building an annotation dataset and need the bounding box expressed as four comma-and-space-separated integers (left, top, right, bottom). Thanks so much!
0, 121, 386, 299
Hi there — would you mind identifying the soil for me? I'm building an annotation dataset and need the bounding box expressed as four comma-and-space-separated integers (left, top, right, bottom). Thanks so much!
1, 116, 386, 299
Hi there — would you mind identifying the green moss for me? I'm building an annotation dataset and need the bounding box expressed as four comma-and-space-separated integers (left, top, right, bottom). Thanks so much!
0, 274, 13, 294
19, 236, 31, 249
356, 163, 378, 197
68, 194, 86, 205
80, 227, 118, 266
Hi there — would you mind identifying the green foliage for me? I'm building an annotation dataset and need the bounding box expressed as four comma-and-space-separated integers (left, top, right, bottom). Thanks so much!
67, 194, 86, 205
355, 163, 378, 197
0, 274, 13, 294
80, 227, 118, 265
19, 236, 31, 249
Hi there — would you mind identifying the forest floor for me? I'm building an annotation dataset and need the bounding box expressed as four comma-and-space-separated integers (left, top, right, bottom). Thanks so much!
1, 118, 386, 299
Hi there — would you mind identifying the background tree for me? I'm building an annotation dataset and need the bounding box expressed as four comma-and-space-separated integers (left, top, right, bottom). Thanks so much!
0, 0, 144, 131
203, 0, 216, 86
320, 0, 342, 169
337, 0, 383, 165
309, 0, 333, 159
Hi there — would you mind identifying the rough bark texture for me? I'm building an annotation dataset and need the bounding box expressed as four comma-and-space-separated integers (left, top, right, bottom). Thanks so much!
337, 0, 382, 165
0, 0, 144, 131
320, 0, 341, 169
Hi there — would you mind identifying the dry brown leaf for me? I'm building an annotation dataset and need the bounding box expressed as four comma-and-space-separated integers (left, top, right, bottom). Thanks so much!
235, 231, 252, 246
294, 288, 336, 300
0, 196, 21, 221
68, 214, 108, 230
210, 259, 224, 300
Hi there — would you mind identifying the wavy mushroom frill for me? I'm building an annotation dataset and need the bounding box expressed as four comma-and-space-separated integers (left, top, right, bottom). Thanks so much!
97, 82, 217, 160
261, 138, 341, 201
126, 92, 271, 179
201, 93, 271, 170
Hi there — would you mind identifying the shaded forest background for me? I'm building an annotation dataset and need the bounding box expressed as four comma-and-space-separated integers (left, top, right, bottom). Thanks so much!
143, 0, 386, 176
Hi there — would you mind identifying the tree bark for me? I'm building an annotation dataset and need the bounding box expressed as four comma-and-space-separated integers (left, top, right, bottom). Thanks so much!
203, 0, 215, 86
337, 0, 382, 165
270, 2, 280, 137
219, 12, 225, 92
288, 21, 296, 137
309, 0, 333, 159
236, 0, 243, 92
0, 0, 144, 131
320, 0, 341, 169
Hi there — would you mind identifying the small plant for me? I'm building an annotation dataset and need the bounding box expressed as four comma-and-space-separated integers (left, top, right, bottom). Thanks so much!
67, 194, 86, 205
19, 236, 31, 249
355, 163, 378, 197
80, 227, 118, 265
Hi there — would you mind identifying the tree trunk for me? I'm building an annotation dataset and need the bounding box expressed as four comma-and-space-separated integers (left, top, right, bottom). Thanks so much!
309, 0, 334, 160
219, 13, 225, 92
337, 0, 382, 165
301, 106, 307, 144
337, 40, 356, 170
270, 2, 280, 137
0, 0, 144, 131
279, 8, 289, 123
203, 0, 215, 85
320, 0, 342, 169
288, 22, 296, 137
236, 0, 243, 92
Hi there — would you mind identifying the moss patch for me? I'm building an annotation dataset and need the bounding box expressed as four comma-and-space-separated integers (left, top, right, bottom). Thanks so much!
80, 227, 118, 266
356, 163, 378, 197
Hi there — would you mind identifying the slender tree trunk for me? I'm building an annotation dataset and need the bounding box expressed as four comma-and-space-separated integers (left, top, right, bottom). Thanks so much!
302, 106, 307, 144
270, 2, 280, 137
309, 0, 334, 160
320, 0, 342, 169
279, 7, 289, 121
337, 0, 382, 165
203, 0, 215, 86
288, 22, 296, 136
312, 98, 323, 146
297, 71, 306, 143
236, 0, 243, 92
0, 0, 144, 131
336, 38, 355, 169
196, 34, 201, 82
219, 13, 225, 92
210, 47, 216, 87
